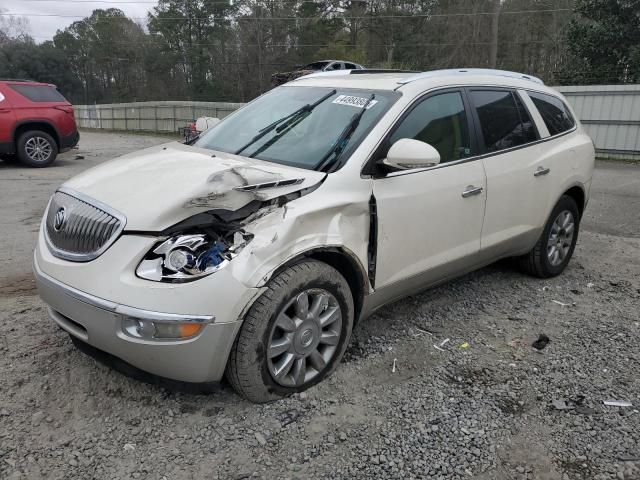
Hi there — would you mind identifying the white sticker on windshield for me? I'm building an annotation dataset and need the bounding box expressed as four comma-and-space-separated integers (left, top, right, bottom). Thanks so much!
332, 95, 378, 109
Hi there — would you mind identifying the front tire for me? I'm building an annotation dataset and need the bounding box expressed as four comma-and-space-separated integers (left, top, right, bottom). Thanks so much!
226, 260, 354, 403
518, 195, 580, 278
17, 130, 58, 167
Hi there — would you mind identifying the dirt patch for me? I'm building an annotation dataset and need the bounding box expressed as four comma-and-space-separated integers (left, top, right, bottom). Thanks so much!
0, 272, 37, 298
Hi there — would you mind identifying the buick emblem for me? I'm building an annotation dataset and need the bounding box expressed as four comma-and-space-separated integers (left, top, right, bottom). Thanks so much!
300, 329, 314, 347
53, 207, 66, 231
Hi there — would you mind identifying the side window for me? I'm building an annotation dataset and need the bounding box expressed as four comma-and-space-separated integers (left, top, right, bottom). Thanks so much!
344, 63, 357, 69
513, 92, 538, 143
328, 62, 342, 70
528, 91, 575, 136
469, 89, 538, 153
9, 84, 67, 102
387, 91, 472, 163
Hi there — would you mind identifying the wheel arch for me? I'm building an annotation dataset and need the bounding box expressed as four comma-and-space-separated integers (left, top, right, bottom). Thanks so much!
563, 184, 586, 219
265, 246, 370, 325
13, 120, 61, 149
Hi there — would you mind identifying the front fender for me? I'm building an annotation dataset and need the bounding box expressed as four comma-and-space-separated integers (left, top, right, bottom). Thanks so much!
226, 193, 371, 291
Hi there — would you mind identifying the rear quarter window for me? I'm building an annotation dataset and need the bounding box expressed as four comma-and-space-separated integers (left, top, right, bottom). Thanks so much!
528, 91, 575, 136
9, 84, 67, 103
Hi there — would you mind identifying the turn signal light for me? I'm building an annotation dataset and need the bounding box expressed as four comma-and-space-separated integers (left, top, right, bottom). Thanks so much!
122, 316, 204, 340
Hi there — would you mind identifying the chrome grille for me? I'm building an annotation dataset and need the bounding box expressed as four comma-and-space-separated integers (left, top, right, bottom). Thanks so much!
44, 188, 126, 262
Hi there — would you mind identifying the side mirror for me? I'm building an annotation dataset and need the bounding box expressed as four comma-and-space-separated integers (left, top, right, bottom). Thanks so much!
382, 138, 441, 170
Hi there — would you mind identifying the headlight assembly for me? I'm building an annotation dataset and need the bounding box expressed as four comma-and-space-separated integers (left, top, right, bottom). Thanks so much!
136, 232, 251, 282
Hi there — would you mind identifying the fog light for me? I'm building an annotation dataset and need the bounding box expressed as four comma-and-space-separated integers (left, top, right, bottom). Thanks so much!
122, 317, 204, 340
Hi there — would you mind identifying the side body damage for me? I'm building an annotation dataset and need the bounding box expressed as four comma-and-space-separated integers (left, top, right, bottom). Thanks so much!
172, 178, 375, 323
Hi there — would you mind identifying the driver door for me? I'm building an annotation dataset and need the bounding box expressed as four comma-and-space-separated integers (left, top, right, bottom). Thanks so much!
371, 90, 487, 296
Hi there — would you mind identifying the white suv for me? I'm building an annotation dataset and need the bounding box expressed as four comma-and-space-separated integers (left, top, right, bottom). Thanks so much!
34, 69, 595, 402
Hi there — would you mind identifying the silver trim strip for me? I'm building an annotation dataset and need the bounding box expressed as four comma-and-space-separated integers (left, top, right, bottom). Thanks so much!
44, 187, 127, 262
362, 84, 578, 179
33, 256, 215, 324
397, 69, 544, 86
380, 125, 578, 179
233, 178, 304, 192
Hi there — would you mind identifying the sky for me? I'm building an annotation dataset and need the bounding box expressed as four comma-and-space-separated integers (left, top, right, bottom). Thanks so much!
1, 0, 159, 41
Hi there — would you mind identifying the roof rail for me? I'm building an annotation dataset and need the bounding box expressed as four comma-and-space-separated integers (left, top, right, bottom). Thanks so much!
296, 69, 417, 81
397, 69, 544, 85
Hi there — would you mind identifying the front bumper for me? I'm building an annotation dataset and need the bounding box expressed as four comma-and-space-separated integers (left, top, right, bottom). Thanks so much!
34, 258, 242, 382
33, 223, 266, 382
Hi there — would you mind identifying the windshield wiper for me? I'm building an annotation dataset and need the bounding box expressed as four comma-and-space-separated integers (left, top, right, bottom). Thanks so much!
234, 89, 336, 156
314, 93, 375, 172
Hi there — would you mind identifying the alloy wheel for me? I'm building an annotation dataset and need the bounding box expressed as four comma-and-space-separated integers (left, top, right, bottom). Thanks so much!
267, 288, 342, 387
25, 136, 53, 163
547, 209, 575, 267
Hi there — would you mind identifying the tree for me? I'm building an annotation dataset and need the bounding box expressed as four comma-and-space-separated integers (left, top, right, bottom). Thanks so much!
53, 9, 151, 103
0, 8, 31, 44
560, 0, 640, 84
148, 0, 237, 100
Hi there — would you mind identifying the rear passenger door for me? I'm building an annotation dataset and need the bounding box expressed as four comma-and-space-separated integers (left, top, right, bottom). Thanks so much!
467, 88, 551, 258
522, 90, 579, 196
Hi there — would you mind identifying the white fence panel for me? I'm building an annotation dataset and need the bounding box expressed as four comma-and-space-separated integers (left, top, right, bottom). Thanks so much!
554, 85, 640, 160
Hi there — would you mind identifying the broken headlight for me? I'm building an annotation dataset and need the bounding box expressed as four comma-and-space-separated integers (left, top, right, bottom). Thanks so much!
136, 233, 249, 283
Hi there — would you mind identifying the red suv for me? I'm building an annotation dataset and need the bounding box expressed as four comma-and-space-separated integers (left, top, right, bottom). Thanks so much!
0, 79, 79, 167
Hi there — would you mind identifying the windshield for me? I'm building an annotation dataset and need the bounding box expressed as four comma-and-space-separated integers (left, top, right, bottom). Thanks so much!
194, 86, 397, 171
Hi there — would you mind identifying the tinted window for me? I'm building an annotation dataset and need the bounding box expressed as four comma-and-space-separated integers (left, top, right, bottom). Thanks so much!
387, 91, 472, 163
470, 90, 538, 153
344, 63, 357, 69
513, 92, 538, 143
10, 84, 67, 103
528, 91, 575, 136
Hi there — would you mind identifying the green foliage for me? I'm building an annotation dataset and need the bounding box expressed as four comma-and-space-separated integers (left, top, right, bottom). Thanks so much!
0, 0, 637, 104
0, 38, 80, 98
559, 0, 640, 84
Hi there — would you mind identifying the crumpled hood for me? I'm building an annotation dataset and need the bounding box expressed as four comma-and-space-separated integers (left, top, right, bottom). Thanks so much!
63, 142, 326, 231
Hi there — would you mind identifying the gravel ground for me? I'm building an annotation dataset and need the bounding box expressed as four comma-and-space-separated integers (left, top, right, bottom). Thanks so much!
1, 131, 639, 480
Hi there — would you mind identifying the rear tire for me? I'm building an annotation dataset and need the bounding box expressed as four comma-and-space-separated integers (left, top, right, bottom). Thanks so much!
518, 195, 580, 278
226, 260, 354, 403
17, 130, 58, 167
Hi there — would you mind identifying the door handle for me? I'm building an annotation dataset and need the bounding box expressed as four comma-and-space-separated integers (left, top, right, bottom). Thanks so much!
461, 185, 483, 198
534, 166, 551, 177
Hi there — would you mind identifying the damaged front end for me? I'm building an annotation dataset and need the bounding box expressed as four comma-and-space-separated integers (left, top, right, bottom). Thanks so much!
136, 230, 253, 283
135, 178, 323, 284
